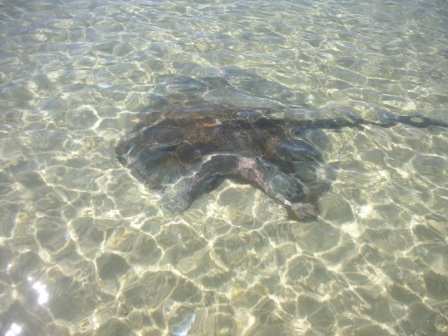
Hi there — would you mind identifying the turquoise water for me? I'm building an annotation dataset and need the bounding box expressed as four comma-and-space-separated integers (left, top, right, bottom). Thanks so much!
1, 0, 448, 335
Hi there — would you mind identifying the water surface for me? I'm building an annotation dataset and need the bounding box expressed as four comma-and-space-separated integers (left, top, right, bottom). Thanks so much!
1, 0, 448, 335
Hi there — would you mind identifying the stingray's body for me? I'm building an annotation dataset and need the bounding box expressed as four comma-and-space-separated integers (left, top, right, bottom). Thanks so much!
116, 101, 447, 220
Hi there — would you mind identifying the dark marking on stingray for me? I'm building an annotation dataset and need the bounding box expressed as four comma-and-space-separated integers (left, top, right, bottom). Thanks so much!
116, 78, 448, 221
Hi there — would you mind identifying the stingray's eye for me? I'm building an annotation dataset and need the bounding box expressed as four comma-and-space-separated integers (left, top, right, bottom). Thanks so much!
275, 138, 322, 162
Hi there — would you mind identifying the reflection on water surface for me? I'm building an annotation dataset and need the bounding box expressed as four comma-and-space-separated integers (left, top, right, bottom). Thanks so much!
1, 0, 448, 335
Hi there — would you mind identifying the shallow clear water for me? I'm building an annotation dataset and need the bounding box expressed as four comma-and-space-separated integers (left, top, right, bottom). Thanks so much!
1, 0, 448, 335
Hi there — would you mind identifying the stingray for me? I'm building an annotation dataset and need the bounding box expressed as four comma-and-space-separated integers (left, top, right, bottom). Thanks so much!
116, 101, 448, 221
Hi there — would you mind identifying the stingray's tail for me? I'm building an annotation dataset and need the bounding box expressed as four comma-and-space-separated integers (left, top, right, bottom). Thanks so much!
290, 112, 448, 133
378, 112, 448, 129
